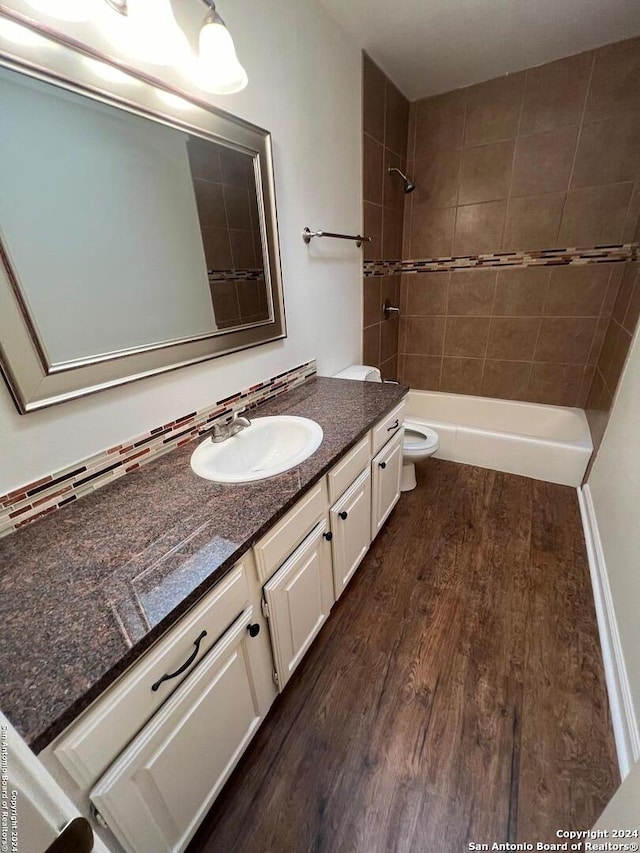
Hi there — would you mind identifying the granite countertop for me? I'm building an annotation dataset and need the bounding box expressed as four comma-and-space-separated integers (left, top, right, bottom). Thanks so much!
0, 376, 407, 752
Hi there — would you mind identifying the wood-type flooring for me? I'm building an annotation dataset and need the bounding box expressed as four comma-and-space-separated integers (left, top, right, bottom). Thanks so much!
188, 459, 619, 853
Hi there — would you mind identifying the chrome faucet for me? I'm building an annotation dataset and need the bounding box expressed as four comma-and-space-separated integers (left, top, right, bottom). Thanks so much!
208, 409, 252, 443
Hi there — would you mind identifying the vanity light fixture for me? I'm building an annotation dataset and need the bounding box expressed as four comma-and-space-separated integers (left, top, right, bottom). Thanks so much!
102, 0, 190, 67
196, 0, 248, 94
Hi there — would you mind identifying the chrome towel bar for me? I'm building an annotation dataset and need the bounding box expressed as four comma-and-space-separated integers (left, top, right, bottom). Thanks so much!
302, 227, 371, 248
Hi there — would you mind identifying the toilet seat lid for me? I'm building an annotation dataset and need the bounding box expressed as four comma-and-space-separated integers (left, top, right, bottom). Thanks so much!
404, 422, 439, 450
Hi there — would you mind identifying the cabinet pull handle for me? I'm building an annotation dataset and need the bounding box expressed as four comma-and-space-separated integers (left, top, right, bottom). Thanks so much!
387, 419, 399, 432
323, 531, 333, 541
151, 629, 207, 692
379, 461, 387, 469
338, 510, 348, 520
247, 623, 261, 637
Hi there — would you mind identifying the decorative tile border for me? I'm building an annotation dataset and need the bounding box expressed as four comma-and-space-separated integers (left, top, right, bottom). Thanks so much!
363, 244, 639, 277
208, 268, 264, 283
0, 360, 317, 538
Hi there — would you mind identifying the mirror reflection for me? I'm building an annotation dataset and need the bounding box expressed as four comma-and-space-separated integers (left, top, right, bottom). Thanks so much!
0, 66, 270, 369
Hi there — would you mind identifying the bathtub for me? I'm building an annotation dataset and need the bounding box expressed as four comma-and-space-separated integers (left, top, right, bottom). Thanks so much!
405, 390, 593, 487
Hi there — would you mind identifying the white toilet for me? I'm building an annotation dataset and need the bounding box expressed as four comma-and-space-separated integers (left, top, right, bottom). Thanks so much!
333, 365, 439, 491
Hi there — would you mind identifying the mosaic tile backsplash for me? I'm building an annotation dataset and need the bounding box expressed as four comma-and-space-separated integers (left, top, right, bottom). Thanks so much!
0, 359, 317, 537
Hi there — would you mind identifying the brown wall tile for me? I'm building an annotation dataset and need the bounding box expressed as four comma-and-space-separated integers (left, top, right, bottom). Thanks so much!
558, 183, 634, 246
440, 357, 484, 394
230, 230, 256, 269
363, 54, 386, 143
493, 268, 550, 316
486, 317, 540, 360
464, 73, 524, 147
384, 149, 406, 211
535, 317, 597, 362
404, 274, 449, 315
503, 192, 565, 251
202, 228, 233, 269
386, 80, 409, 158
583, 37, 640, 123
520, 51, 593, 134
544, 265, 611, 317
363, 202, 383, 260
571, 115, 640, 189
454, 201, 507, 255
192, 179, 227, 228
410, 202, 456, 257
444, 317, 490, 358
527, 362, 585, 406
381, 317, 399, 363
383, 207, 404, 258
481, 360, 531, 400
363, 323, 381, 367
459, 140, 514, 205
414, 90, 466, 156
511, 127, 578, 197
363, 134, 384, 204
401, 354, 442, 389
364, 277, 381, 328
412, 150, 461, 209
447, 269, 497, 315
402, 316, 446, 355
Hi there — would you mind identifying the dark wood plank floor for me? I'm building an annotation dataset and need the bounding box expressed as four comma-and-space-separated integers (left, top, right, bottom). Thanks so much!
188, 459, 619, 853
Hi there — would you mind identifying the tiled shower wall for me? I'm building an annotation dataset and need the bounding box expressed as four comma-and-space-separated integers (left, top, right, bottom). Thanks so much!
398, 37, 640, 405
362, 54, 409, 380
362, 37, 640, 407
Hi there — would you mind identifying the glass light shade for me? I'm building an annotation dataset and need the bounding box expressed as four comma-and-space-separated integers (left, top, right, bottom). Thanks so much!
197, 17, 248, 94
24, 0, 99, 21
109, 0, 191, 67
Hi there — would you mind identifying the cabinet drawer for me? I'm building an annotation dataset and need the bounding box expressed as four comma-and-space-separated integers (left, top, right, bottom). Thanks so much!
53, 560, 251, 790
327, 434, 371, 503
254, 479, 328, 584
371, 400, 406, 455
91, 608, 263, 853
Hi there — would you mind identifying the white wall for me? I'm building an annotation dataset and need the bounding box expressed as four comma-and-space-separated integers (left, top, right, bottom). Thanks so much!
0, 0, 362, 493
588, 327, 640, 734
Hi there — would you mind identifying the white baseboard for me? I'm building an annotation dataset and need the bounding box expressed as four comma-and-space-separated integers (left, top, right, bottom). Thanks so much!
577, 484, 640, 779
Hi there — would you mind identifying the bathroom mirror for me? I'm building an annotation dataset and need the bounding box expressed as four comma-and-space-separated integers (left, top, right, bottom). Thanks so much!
0, 20, 285, 413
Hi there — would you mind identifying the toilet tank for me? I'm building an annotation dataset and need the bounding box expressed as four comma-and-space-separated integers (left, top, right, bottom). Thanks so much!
333, 364, 382, 382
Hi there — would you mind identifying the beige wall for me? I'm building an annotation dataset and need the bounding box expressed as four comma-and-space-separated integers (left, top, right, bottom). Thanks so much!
588, 324, 640, 742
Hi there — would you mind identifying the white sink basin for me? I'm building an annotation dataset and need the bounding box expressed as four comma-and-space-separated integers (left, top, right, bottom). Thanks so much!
190, 416, 323, 483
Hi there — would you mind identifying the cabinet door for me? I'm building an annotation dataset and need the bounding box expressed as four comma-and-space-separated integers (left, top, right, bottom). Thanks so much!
90, 609, 263, 853
263, 520, 334, 690
330, 467, 371, 599
371, 430, 403, 539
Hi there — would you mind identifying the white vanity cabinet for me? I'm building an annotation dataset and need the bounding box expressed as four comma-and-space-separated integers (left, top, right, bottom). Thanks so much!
371, 429, 404, 539
329, 468, 372, 599
91, 609, 263, 853
263, 520, 334, 689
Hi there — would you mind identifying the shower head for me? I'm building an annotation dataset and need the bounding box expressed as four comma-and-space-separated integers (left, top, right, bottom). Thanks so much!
388, 167, 416, 194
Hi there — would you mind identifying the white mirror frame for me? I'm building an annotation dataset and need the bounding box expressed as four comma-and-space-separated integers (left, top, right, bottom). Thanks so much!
0, 9, 286, 413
